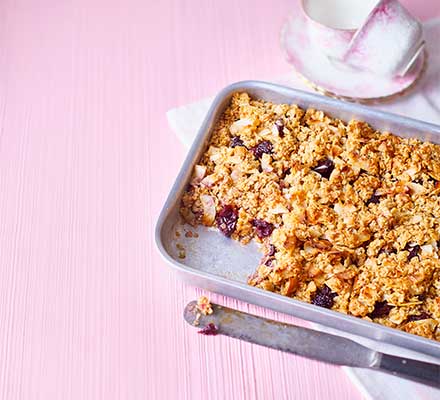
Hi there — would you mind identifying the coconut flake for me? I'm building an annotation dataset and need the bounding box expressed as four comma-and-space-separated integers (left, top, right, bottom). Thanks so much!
405, 167, 419, 179
303, 242, 315, 254
200, 195, 216, 225
229, 118, 253, 135
208, 147, 222, 163
258, 128, 272, 139
410, 214, 423, 224
352, 157, 370, 172
271, 124, 280, 137
407, 182, 425, 194
261, 153, 273, 172
333, 203, 356, 224
191, 165, 206, 186
200, 174, 217, 188
230, 169, 243, 182
270, 204, 289, 214
421, 244, 434, 255
333, 203, 343, 215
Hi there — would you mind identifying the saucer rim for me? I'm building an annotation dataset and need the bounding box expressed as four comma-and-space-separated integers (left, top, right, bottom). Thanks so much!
294, 51, 427, 105
280, 15, 427, 103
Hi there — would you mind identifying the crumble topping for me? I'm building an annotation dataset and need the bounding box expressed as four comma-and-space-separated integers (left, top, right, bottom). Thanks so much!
180, 92, 440, 341
197, 296, 213, 316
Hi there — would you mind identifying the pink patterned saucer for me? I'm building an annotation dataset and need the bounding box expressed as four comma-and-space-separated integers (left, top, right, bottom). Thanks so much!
280, 12, 426, 103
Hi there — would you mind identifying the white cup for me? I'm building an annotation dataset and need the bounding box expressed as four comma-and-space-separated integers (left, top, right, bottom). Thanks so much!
343, 0, 424, 77
301, 0, 424, 77
301, 0, 380, 59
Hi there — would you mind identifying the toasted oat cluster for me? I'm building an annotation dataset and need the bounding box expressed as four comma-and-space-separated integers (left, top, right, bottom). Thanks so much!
180, 92, 440, 341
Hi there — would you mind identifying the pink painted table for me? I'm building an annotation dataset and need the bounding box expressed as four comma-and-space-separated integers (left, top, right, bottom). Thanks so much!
0, 1, 438, 399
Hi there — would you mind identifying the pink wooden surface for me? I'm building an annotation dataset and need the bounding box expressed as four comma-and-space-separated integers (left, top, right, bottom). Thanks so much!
0, 1, 438, 399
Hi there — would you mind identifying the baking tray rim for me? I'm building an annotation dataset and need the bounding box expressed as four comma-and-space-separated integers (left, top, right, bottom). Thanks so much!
155, 80, 440, 356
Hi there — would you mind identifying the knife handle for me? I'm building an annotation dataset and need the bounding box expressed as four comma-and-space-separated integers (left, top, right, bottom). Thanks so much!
378, 353, 440, 389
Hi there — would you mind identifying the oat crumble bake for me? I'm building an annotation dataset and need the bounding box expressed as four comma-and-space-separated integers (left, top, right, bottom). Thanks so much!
180, 92, 440, 341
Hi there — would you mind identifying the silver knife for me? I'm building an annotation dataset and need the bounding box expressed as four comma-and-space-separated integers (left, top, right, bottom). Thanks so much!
184, 301, 440, 388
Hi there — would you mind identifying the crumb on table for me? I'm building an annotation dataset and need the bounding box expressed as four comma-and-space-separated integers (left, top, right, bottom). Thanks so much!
197, 296, 213, 315
197, 323, 219, 336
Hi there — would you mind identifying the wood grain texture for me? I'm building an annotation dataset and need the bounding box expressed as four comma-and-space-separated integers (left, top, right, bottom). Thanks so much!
0, 0, 437, 399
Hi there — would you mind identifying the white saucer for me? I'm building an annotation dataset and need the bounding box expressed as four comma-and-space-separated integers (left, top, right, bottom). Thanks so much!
280, 12, 426, 102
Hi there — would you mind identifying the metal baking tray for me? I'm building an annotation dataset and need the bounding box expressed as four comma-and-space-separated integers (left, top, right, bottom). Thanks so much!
156, 81, 440, 358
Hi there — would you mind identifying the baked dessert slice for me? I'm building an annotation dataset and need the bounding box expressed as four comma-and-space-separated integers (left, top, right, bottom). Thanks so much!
180, 92, 440, 341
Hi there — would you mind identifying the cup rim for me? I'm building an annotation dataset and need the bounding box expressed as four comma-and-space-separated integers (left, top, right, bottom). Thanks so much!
300, 0, 359, 33
346, 0, 422, 52
344, 0, 424, 75
345, 0, 388, 48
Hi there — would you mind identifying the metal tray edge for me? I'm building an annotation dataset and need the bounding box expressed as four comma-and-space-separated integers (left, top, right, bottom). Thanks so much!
155, 80, 440, 358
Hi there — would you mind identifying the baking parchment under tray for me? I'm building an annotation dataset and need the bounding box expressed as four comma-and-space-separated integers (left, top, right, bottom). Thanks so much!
156, 81, 440, 359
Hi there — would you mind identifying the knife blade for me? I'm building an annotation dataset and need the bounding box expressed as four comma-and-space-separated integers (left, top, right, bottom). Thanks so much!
184, 301, 440, 388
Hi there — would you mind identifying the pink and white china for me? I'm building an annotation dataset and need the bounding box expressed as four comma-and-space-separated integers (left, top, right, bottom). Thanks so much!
281, 0, 426, 100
